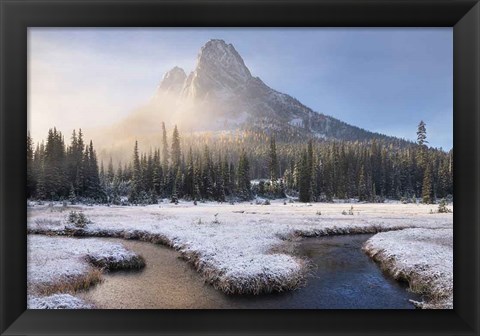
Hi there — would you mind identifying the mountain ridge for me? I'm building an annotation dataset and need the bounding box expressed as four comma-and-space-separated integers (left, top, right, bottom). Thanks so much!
150, 39, 405, 143
89, 39, 412, 163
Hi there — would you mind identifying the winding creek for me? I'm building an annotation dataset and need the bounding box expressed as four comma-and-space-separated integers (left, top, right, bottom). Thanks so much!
78, 234, 421, 309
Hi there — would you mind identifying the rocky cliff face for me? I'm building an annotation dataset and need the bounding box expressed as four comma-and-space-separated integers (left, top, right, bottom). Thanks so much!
157, 66, 186, 95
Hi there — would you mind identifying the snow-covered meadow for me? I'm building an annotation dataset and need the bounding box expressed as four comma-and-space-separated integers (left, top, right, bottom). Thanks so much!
27, 200, 453, 309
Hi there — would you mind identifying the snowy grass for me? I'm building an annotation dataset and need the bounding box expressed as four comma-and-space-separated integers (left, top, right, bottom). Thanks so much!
28, 235, 145, 309
363, 228, 453, 309
28, 200, 452, 300
28, 294, 94, 309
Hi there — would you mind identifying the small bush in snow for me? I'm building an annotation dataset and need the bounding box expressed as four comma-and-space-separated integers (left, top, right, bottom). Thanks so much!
437, 199, 452, 213
212, 213, 220, 224
67, 211, 91, 228
263, 199, 271, 205
342, 206, 354, 215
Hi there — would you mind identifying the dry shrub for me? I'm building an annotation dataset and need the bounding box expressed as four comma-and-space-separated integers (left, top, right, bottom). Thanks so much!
31, 268, 103, 296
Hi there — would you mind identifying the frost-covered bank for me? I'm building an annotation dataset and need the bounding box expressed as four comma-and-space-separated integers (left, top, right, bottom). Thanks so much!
28, 235, 145, 309
363, 228, 453, 309
28, 201, 452, 297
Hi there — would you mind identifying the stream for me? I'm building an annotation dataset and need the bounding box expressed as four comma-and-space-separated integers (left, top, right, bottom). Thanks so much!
78, 234, 421, 309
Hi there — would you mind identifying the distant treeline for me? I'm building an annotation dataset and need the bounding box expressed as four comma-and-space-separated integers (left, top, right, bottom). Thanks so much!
27, 121, 452, 204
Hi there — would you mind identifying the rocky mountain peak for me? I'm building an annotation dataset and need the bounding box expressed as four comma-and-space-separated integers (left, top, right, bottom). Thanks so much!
182, 39, 252, 100
137, 39, 395, 144
157, 66, 187, 95
197, 39, 251, 79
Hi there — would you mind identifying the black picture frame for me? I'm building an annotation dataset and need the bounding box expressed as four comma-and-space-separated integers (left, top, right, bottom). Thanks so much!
1, 0, 479, 335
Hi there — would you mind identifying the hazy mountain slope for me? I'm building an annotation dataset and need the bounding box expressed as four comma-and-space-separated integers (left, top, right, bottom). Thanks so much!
89, 39, 409, 162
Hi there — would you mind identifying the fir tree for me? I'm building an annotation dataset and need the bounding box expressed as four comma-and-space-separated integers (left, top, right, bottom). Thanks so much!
358, 165, 368, 201
201, 145, 214, 200
171, 125, 181, 170
27, 132, 35, 198
298, 149, 311, 202
422, 163, 434, 204
152, 149, 163, 197
237, 149, 251, 200
417, 120, 428, 146
130, 141, 142, 203
268, 136, 279, 181
183, 148, 195, 198
161, 122, 169, 171
84, 140, 103, 201
107, 157, 115, 183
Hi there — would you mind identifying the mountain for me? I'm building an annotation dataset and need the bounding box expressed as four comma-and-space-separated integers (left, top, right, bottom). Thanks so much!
90, 39, 408, 163
150, 39, 395, 142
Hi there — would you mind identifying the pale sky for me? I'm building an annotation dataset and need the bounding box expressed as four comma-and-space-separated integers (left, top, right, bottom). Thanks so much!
28, 28, 452, 150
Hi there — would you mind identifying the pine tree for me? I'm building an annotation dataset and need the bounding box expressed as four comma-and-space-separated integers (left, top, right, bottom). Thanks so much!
68, 184, 77, 204
417, 121, 428, 146
161, 122, 169, 171
152, 149, 163, 197
422, 163, 434, 204
228, 162, 236, 196
417, 120, 429, 169
268, 136, 279, 181
107, 157, 115, 183
358, 165, 368, 201
183, 148, 195, 198
307, 139, 316, 200
201, 145, 214, 200
193, 157, 202, 200
222, 157, 231, 196
214, 159, 226, 202
27, 132, 35, 198
145, 151, 154, 192
237, 149, 251, 200
171, 125, 181, 170
130, 141, 141, 203
298, 149, 311, 202
84, 140, 103, 201
43, 128, 67, 200
171, 168, 182, 203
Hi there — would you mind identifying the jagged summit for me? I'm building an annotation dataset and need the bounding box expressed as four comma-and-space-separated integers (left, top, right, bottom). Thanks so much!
181, 39, 252, 100
197, 39, 251, 80
148, 39, 398, 143
157, 66, 187, 95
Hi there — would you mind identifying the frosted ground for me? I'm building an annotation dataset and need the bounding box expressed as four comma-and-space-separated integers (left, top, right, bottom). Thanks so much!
27, 200, 453, 309
27, 235, 145, 308
364, 228, 453, 309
